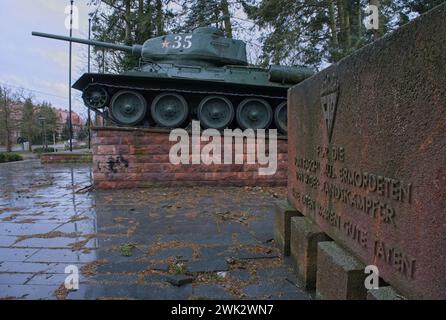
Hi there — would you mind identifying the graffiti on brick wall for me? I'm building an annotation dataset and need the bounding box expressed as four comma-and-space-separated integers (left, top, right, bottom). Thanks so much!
97, 155, 129, 173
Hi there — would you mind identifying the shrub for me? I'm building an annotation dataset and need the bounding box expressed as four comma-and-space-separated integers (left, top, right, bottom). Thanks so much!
33, 147, 56, 154
64, 145, 86, 151
0, 153, 23, 163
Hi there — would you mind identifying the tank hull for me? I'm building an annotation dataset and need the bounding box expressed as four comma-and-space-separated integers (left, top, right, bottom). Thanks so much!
74, 71, 290, 133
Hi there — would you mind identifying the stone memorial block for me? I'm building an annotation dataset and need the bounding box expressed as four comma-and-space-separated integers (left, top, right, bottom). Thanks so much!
290, 216, 330, 290
316, 242, 367, 300
288, 4, 446, 299
274, 200, 302, 255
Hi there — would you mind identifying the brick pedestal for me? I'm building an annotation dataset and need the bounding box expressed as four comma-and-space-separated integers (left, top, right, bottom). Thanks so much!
92, 127, 288, 189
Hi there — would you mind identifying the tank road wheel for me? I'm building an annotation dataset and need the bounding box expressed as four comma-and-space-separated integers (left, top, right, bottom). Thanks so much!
198, 96, 234, 129
110, 90, 147, 126
236, 98, 273, 130
274, 102, 287, 134
82, 85, 109, 109
151, 93, 189, 128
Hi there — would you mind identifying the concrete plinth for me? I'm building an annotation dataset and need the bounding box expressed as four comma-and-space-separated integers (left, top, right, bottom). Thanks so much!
367, 287, 406, 300
273, 200, 301, 255
316, 242, 366, 300
290, 216, 330, 290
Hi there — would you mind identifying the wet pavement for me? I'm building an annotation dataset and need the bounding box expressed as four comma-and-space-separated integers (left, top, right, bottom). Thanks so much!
0, 160, 309, 300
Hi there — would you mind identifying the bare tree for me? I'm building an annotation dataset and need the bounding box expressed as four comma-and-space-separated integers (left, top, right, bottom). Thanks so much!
0, 86, 13, 152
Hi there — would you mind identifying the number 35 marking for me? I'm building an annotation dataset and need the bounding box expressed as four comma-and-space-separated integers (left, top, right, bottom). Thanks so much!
172, 35, 192, 49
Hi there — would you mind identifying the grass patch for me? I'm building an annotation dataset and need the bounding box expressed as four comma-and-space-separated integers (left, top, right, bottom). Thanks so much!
120, 243, 137, 257
0, 152, 23, 163
168, 262, 188, 275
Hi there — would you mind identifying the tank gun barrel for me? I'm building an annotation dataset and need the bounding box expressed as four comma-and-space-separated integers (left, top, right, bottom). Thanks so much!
31, 31, 142, 56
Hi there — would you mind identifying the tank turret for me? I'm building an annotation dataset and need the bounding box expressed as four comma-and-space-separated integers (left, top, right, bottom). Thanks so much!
32, 27, 314, 133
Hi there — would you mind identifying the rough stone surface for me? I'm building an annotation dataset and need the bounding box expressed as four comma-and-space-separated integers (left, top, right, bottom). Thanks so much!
316, 242, 366, 300
367, 286, 406, 300
290, 216, 330, 290
92, 127, 288, 189
288, 4, 446, 299
164, 275, 194, 287
274, 200, 301, 256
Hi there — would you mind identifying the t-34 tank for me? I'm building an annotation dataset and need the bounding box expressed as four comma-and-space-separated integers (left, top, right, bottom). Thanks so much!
32, 27, 313, 134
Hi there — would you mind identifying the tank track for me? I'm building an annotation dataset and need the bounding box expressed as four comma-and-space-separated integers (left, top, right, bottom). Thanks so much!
83, 82, 288, 134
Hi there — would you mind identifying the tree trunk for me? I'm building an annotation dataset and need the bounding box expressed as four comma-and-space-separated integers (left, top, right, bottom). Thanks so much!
370, 0, 381, 40
357, 0, 362, 47
221, 0, 233, 38
0, 88, 12, 152
137, 0, 144, 41
145, 0, 153, 38
345, 10, 351, 48
124, 0, 132, 44
336, 0, 346, 47
155, 0, 164, 35
328, 0, 339, 47
28, 136, 32, 152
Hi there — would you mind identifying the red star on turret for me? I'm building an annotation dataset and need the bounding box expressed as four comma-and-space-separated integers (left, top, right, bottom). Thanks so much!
162, 39, 170, 48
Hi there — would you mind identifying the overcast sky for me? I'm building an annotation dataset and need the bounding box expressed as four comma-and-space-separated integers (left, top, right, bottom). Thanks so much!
0, 0, 96, 119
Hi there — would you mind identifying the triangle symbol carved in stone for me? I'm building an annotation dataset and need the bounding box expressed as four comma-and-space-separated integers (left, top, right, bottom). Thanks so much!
321, 92, 338, 141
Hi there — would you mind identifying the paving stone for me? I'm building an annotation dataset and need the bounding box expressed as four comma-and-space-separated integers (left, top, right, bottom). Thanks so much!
54, 221, 97, 235
135, 283, 193, 300
149, 247, 194, 261
25, 248, 98, 263
0, 236, 19, 247
150, 261, 170, 272
45, 263, 86, 274
95, 248, 147, 263
192, 284, 234, 300
0, 284, 57, 300
0, 160, 308, 300
66, 283, 136, 300
97, 261, 151, 274
229, 269, 251, 282
0, 273, 34, 285
243, 279, 309, 300
231, 249, 279, 260
160, 233, 234, 246
0, 248, 39, 262
216, 221, 249, 234
199, 246, 231, 260
232, 232, 259, 245
0, 261, 58, 273
26, 273, 68, 285
188, 259, 228, 273
13, 237, 87, 249
164, 274, 194, 287
256, 266, 295, 279
0, 222, 62, 236
88, 273, 138, 285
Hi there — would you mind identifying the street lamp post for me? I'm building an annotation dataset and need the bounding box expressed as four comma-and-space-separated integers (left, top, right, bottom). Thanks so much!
87, 17, 92, 150
68, 0, 74, 152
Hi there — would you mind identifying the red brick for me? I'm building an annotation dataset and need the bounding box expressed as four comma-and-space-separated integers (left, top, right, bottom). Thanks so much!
92, 127, 288, 188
